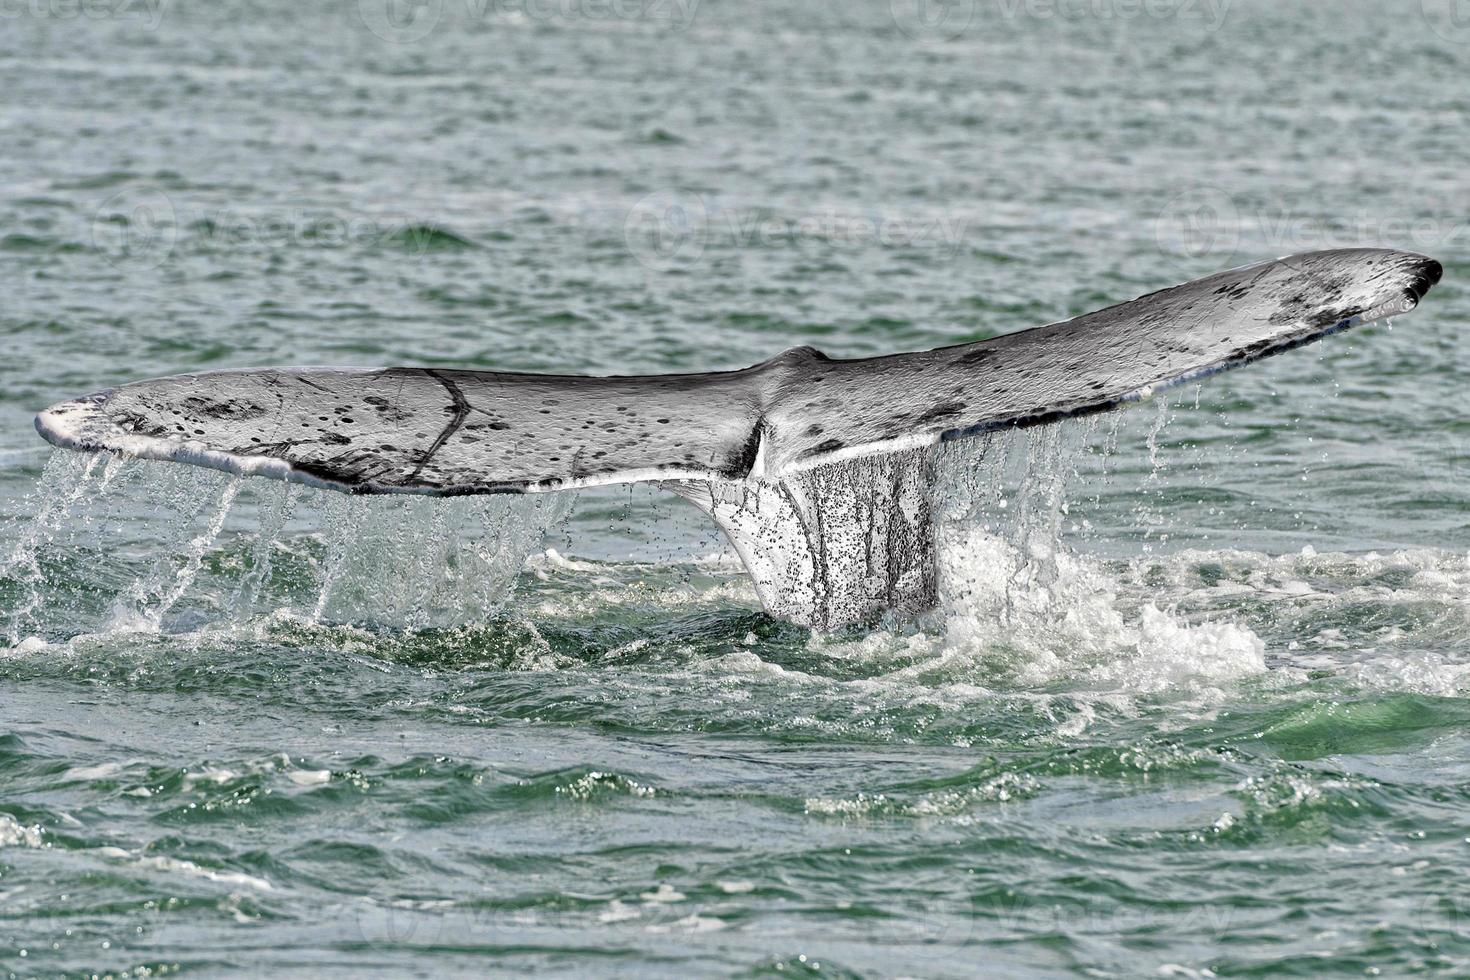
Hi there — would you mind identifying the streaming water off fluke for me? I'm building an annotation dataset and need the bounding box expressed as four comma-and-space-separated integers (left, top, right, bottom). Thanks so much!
1, 450, 573, 644
0, 408, 1336, 712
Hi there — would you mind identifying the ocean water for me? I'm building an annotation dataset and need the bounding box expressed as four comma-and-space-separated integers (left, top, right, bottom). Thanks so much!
3, 0, 1470, 975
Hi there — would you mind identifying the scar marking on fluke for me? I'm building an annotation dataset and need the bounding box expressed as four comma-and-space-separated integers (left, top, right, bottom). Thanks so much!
409, 369, 472, 482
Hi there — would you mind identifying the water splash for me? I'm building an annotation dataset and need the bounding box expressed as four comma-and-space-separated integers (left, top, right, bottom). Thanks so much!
233, 482, 297, 618
4, 451, 573, 642
933, 422, 1094, 626
807, 414, 1267, 696
309, 491, 371, 624
3, 451, 105, 643
307, 491, 571, 628
129, 478, 241, 632
920, 525, 1267, 693
104, 466, 243, 633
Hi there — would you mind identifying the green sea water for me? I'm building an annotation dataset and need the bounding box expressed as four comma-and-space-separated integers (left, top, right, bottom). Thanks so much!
3, 0, 1470, 976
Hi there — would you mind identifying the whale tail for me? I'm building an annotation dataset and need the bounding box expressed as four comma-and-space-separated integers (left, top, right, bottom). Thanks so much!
33, 248, 1443, 629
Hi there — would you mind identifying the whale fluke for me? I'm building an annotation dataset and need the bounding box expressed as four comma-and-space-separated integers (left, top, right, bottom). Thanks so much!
33, 248, 1442, 628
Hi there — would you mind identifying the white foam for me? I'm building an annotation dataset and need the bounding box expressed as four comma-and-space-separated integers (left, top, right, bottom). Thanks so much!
650, 914, 726, 933
0, 814, 45, 849
826, 524, 1266, 698
94, 848, 273, 892
61, 762, 126, 781
639, 883, 685, 903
